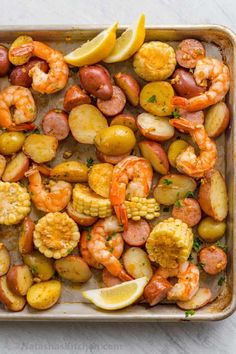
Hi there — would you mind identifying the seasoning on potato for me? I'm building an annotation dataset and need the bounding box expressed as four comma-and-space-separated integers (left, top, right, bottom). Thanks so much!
0, 132, 25, 155
88, 163, 113, 198
27, 280, 61, 310
23, 134, 58, 163
50, 161, 88, 183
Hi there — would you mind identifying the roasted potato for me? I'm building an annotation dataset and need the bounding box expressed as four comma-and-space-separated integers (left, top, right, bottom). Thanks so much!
197, 217, 226, 242
0, 243, 11, 276
0, 132, 25, 155
0, 155, 6, 178
167, 140, 189, 168
177, 288, 212, 310
123, 247, 153, 280
79, 65, 113, 100
137, 113, 175, 142
154, 174, 197, 206
55, 255, 92, 283
50, 161, 88, 183
27, 280, 61, 310
114, 72, 140, 106
0, 45, 11, 77
140, 82, 174, 116
96, 149, 130, 165
139, 140, 169, 175
110, 114, 137, 132
204, 102, 230, 138
198, 170, 228, 221
7, 265, 33, 296
0, 276, 26, 311
19, 217, 35, 254
9, 35, 33, 66
88, 163, 113, 198
2, 152, 29, 182
69, 104, 108, 144
22, 251, 55, 281
95, 125, 136, 156
66, 202, 98, 226
23, 134, 58, 163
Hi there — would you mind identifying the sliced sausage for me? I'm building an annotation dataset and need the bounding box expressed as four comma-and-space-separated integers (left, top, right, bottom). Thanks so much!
178, 108, 204, 125
97, 86, 126, 116
123, 219, 150, 246
172, 68, 206, 98
63, 85, 91, 112
172, 198, 201, 227
143, 273, 172, 306
96, 149, 130, 165
198, 245, 227, 275
176, 39, 205, 68
42, 109, 69, 140
102, 268, 123, 287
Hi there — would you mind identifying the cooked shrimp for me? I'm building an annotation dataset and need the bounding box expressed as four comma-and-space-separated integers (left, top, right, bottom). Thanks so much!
87, 216, 131, 281
80, 230, 103, 270
26, 166, 72, 212
156, 261, 200, 302
172, 57, 230, 111
11, 41, 69, 94
170, 117, 217, 178
0, 86, 36, 129
110, 156, 153, 229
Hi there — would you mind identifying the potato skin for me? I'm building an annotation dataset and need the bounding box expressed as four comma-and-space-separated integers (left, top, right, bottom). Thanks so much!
114, 72, 140, 106
55, 255, 92, 283
123, 247, 153, 281
23, 134, 58, 163
197, 217, 226, 242
154, 174, 197, 206
0, 132, 25, 155
0, 275, 26, 312
204, 102, 230, 138
27, 280, 61, 310
0, 243, 11, 276
137, 113, 175, 142
79, 65, 113, 100
96, 149, 130, 165
19, 217, 35, 254
22, 251, 55, 281
6, 265, 33, 296
66, 202, 97, 226
0, 45, 11, 77
95, 125, 136, 156
110, 114, 137, 132
139, 140, 169, 175
88, 163, 113, 198
50, 161, 88, 183
167, 140, 189, 168
2, 152, 29, 182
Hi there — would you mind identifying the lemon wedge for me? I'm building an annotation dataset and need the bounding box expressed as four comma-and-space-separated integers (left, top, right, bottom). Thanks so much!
64, 22, 118, 66
82, 277, 148, 310
103, 14, 145, 63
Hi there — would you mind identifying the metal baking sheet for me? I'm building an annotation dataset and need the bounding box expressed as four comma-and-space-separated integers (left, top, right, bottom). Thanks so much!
0, 24, 235, 321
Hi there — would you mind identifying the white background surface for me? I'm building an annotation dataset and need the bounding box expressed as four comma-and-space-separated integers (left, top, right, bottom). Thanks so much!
0, 0, 235, 353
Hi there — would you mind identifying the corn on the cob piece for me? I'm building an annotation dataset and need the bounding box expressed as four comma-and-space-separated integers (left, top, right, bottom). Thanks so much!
125, 197, 160, 221
146, 217, 193, 268
73, 183, 112, 218
34, 212, 80, 259
0, 182, 31, 225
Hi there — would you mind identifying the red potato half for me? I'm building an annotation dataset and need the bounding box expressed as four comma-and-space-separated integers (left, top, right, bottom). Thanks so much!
6, 264, 33, 296
0, 276, 26, 311
66, 202, 97, 226
137, 113, 175, 142
96, 149, 130, 165
18, 216, 35, 254
139, 140, 169, 175
2, 152, 29, 182
114, 72, 140, 106
55, 255, 92, 283
177, 287, 212, 310
198, 170, 228, 221
204, 102, 230, 138
110, 114, 137, 132
0, 243, 11, 276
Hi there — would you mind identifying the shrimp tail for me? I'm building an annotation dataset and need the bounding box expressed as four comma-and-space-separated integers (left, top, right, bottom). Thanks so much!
11, 43, 34, 57
118, 270, 133, 282
170, 117, 195, 133
114, 204, 128, 231
172, 96, 189, 108
8, 123, 36, 132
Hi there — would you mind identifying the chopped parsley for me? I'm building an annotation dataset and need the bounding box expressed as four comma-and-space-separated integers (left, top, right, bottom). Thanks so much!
185, 309, 195, 318
174, 199, 182, 208
106, 232, 117, 241
31, 265, 38, 276
29, 107, 34, 114
218, 276, 225, 286
109, 247, 114, 253
84, 226, 92, 241
188, 254, 193, 261
215, 241, 228, 253
172, 109, 181, 118
193, 238, 203, 252
197, 262, 205, 270
67, 248, 73, 255
86, 157, 94, 168
185, 191, 195, 198
163, 179, 173, 185
163, 206, 170, 213
147, 95, 157, 103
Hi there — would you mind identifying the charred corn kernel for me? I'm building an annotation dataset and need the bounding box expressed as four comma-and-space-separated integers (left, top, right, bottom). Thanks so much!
34, 212, 80, 259
0, 182, 31, 225
73, 183, 112, 218
146, 217, 193, 268
125, 197, 160, 221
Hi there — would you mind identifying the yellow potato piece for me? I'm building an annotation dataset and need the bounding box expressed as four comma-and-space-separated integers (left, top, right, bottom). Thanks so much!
51, 161, 88, 182
140, 82, 174, 116
168, 140, 189, 168
23, 134, 58, 164
88, 163, 113, 198
27, 280, 61, 310
133, 41, 176, 81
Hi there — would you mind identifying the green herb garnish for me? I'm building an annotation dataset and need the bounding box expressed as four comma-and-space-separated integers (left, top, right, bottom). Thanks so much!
163, 179, 173, 185
185, 191, 195, 198
31, 265, 38, 276
193, 238, 203, 252
188, 254, 193, 261
185, 310, 195, 318
174, 199, 182, 208
109, 247, 114, 253
172, 109, 181, 118
215, 241, 228, 253
86, 157, 94, 168
197, 262, 205, 270
218, 276, 225, 286
147, 95, 157, 103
